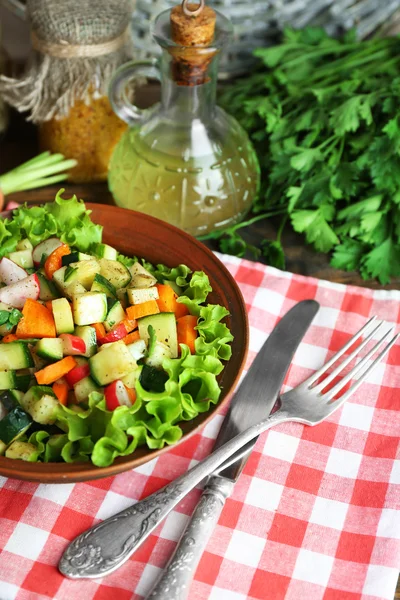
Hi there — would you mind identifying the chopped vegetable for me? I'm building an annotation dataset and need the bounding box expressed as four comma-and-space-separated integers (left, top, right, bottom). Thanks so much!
126, 300, 160, 321
156, 283, 190, 318
35, 356, 77, 385
52, 380, 69, 405
92, 322, 106, 341
2, 334, 18, 343
16, 298, 56, 339
177, 315, 198, 353
123, 330, 141, 345
44, 244, 71, 280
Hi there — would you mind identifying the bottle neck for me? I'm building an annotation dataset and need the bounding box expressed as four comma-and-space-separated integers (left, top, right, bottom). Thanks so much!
159, 51, 218, 121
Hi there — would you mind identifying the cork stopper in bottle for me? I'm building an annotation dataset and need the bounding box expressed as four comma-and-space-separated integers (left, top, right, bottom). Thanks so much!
169, 2, 217, 86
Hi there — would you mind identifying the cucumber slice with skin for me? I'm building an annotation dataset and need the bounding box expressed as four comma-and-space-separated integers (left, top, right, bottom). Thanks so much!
14, 373, 32, 392
51, 298, 74, 334
73, 326, 97, 358
127, 286, 159, 305
0, 342, 34, 370
0, 389, 24, 411
35, 338, 63, 362
104, 300, 125, 331
8, 250, 33, 269
65, 281, 87, 300
91, 273, 117, 298
5, 440, 37, 460
99, 258, 131, 289
0, 371, 17, 390
89, 340, 135, 386
138, 312, 178, 358
16, 239, 33, 252
73, 376, 102, 403
93, 243, 118, 260
73, 292, 108, 326
0, 405, 32, 445
52, 266, 69, 295
64, 259, 100, 289
37, 272, 59, 301
27, 393, 60, 425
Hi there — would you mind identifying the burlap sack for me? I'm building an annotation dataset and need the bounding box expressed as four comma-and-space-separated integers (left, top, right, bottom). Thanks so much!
0, 0, 134, 122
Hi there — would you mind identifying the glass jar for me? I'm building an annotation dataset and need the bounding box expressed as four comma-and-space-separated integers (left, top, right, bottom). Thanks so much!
39, 94, 127, 184
108, 7, 260, 236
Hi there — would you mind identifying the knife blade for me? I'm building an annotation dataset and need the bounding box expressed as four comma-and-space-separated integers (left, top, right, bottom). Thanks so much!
145, 299, 319, 600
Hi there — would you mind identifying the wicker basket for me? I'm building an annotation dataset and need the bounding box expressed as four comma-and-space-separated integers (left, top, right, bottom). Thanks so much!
131, 0, 400, 79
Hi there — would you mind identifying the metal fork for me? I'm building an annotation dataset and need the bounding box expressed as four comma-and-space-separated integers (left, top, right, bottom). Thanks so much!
59, 317, 398, 581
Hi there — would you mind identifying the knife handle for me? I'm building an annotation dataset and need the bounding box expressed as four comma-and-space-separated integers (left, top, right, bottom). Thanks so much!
146, 477, 235, 600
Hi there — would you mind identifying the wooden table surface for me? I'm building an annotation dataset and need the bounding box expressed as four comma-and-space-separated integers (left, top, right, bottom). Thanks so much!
1, 110, 399, 598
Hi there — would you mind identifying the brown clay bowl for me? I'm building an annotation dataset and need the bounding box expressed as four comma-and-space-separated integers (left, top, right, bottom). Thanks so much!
0, 203, 248, 483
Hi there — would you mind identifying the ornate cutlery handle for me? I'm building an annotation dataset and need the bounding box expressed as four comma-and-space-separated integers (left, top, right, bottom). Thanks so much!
59, 409, 288, 579
146, 477, 235, 600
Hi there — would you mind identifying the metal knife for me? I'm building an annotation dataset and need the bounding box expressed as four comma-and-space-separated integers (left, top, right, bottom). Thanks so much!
59, 300, 319, 582
145, 299, 319, 600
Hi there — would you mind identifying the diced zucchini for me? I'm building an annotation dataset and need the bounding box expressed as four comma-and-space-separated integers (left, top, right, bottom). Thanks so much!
127, 286, 159, 305
37, 272, 59, 301
74, 376, 102, 403
0, 405, 32, 445
121, 366, 140, 389
36, 338, 64, 362
145, 341, 173, 368
52, 266, 69, 294
16, 239, 33, 252
99, 258, 131, 289
138, 312, 178, 358
5, 441, 37, 460
52, 298, 74, 334
72, 292, 107, 326
0, 389, 23, 411
0, 371, 17, 390
64, 259, 100, 289
91, 273, 117, 298
129, 262, 157, 288
27, 393, 60, 425
65, 281, 87, 299
74, 326, 97, 358
93, 243, 118, 260
0, 342, 34, 370
22, 385, 55, 411
62, 252, 93, 267
8, 250, 33, 269
104, 300, 125, 331
126, 339, 147, 361
14, 372, 32, 392
89, 340, 135, 386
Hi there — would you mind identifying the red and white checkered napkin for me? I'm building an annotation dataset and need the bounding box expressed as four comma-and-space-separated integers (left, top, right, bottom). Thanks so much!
0, 254, 399, 600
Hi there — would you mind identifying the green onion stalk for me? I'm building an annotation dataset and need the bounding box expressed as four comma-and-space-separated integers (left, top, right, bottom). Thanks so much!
0, 152, 77, 210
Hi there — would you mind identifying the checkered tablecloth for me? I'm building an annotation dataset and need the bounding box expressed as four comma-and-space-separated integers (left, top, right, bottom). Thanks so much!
0, 254, 399, 600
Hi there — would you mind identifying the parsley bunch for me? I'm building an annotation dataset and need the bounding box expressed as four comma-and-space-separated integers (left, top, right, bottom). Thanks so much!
219, 28, 400, 283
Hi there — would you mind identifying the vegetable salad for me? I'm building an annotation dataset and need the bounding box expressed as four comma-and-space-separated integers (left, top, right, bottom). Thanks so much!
0, 192, 233, 466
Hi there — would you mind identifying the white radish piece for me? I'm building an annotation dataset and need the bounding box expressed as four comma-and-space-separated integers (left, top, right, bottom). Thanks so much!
0, 274, 40, 309
0, 257, 28, 285
32, 237, 62, 267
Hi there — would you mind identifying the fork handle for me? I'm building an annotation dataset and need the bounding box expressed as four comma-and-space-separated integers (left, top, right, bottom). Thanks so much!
146, 476, 235, 600
59, 409, 288, 580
